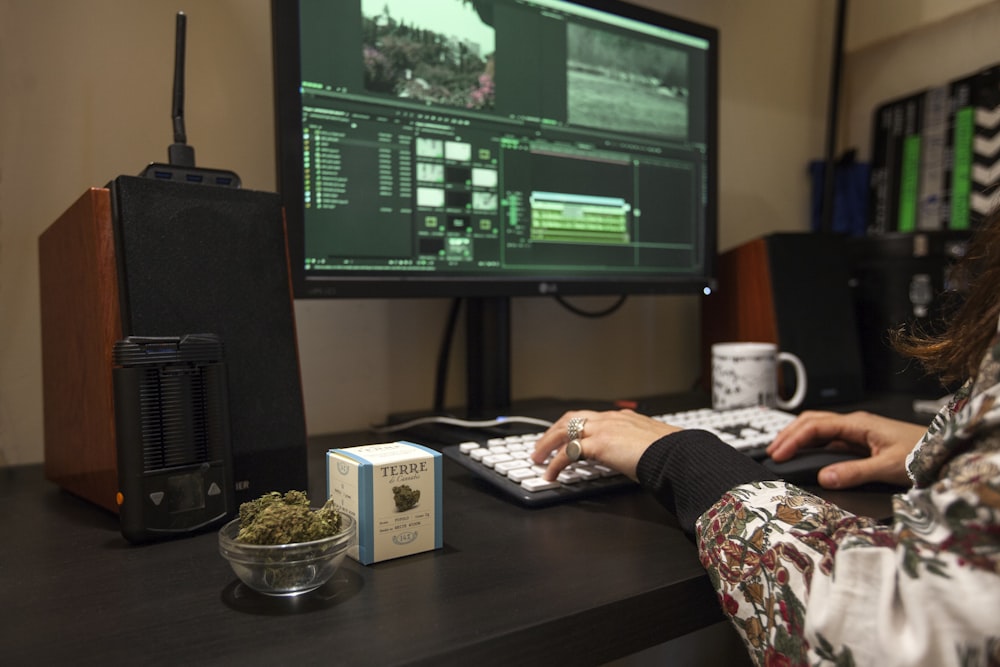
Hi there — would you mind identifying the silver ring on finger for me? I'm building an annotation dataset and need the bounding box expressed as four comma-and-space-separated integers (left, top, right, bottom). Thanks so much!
566, 438, 584, 462
567, 417, 587, 442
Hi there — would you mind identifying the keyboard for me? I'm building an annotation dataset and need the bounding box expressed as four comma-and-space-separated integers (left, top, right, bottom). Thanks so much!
650, 405, 798, 456
442, 405, 798, 507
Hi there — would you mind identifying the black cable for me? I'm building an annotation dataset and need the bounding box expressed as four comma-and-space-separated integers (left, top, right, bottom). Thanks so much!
820, 0, 847, 234
433, 297, 463, 412
554, 293, 628, 318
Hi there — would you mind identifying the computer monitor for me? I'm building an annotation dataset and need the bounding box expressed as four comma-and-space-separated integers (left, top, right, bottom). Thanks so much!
271, 0, 718, 416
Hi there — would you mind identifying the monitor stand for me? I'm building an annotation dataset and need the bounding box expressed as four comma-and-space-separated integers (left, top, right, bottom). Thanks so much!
465, 296, 511, 418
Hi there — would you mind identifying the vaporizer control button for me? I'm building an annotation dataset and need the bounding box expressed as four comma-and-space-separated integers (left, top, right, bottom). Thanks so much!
207, 482, 221, 497
149, 491, 165, 506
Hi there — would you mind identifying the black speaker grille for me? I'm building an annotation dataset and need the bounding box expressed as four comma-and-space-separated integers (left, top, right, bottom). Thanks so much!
138, 366, 211, 470
111, 176, 308, 502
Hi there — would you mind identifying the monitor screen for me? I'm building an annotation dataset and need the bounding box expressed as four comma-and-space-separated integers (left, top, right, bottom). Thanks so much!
271, 0, 718, 300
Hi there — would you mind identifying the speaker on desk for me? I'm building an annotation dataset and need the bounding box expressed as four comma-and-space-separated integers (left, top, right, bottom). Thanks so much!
39, 175, 308, 516
701, 232, 865, 407
848, 231, 968, 397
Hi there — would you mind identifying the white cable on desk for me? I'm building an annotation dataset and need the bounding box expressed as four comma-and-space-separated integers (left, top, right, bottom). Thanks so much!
373, 414, 554, 434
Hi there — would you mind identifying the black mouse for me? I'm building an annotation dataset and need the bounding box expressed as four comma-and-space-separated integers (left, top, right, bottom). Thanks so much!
762, 449, 866, 486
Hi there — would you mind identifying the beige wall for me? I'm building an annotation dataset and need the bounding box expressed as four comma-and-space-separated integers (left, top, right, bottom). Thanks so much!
1, 0, 837, 464
845, 0, 995, 53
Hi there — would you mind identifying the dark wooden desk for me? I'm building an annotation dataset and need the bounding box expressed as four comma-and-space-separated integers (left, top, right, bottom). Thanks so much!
0, 434, 723, 666
1, 395, 904, 666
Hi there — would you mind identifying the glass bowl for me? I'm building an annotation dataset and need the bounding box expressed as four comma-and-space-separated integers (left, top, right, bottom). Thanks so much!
218, 513, 355, 596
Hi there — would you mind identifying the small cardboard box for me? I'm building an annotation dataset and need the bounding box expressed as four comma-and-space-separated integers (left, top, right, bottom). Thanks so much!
326, 441, 442, 565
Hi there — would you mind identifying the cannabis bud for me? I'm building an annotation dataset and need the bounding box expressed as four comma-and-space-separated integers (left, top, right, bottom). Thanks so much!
392, 484, 420, 512
236, 490, 343, 544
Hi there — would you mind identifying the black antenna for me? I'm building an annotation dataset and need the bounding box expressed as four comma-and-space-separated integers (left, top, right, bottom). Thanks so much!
138, 10, 240, 186
168, 11, 195, 167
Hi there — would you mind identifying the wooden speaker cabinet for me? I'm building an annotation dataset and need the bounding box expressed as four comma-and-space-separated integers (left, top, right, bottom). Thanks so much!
40, 188, 122, 511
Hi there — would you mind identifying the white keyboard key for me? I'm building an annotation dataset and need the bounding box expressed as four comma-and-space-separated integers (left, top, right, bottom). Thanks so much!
574, 467, 600, 481
495, 459, 531, 475
557, 470, 582, 484
507, 468, 538, 482
482, 453, 512, 469
459, 441, 480, 453
469, 448, 488, 461
522, 477, 560, 492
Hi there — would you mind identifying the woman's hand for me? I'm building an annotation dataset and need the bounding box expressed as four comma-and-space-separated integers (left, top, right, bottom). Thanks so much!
766, 410, 926, 488
531, 409, 681, 482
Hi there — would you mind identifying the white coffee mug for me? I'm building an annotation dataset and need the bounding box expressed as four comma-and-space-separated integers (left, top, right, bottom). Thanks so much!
711, 342, 807, 411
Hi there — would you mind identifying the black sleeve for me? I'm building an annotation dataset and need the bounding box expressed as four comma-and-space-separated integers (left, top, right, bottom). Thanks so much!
636, 430, 778, 537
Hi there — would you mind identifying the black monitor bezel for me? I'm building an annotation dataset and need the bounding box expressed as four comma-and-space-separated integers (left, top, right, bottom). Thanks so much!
271, 0, 718, 300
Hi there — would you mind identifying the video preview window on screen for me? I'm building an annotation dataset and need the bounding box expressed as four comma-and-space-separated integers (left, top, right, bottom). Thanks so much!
298, 0, 711, 280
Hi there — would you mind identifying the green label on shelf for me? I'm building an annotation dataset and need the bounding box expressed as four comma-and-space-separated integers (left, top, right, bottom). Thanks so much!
897, 134, 921, 232
950, 106, 974, 231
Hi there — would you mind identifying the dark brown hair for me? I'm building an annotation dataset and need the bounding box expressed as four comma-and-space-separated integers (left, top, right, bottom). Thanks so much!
891, 207, 1000, 384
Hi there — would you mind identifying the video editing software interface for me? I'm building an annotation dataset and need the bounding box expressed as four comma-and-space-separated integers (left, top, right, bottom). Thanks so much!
288, 0, 716, 295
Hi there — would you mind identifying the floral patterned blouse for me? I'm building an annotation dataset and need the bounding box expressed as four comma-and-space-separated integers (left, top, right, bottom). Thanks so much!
696, 320, 1000, 666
